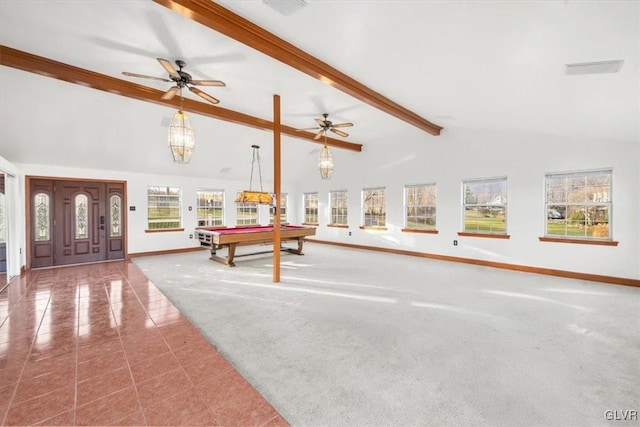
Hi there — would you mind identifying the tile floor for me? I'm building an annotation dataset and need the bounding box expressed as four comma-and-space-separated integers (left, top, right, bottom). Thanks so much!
0, 260, 288, 426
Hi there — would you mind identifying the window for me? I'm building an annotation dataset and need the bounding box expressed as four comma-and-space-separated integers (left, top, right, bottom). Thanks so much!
329, 190, 348, 226
147, 187, 181, 230
236, 193, 258, 225
545, 169, 612, 240
197, 190, 224, 227
404, 184, 436, 231
362, 188, 386, 227
463, 178, 507, 234
303, 193, 318, 224
75, 194, 89, 239
269, 193, 287, 224
110, 195, 122, 237
34, 193, 50, 241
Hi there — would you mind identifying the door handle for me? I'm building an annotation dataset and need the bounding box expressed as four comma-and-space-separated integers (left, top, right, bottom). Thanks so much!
100, 215, 105, 230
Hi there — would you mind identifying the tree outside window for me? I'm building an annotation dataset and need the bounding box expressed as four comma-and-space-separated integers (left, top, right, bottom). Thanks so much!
545, 169, 612, 239
363, 188, 386, 227
405, 184, 436, 230
303, 193, 318, 224
330, 190, 348, 226
462, 178, 507, 234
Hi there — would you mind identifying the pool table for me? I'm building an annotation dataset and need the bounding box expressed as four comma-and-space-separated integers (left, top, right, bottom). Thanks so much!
195, 225, 316, 267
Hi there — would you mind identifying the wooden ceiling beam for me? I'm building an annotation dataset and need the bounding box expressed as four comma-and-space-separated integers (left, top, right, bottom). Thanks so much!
0, 45, 363, 152
153, 0, 442, 136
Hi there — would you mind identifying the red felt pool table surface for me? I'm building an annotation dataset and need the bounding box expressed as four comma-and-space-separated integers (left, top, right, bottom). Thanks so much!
205, 225, 310, 235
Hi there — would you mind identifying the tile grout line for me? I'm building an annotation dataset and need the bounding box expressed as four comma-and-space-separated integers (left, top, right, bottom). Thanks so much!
113, 264, 150, 426
127, 262, 221, 425
72, 271, 80, 426
1, 271, 55, 426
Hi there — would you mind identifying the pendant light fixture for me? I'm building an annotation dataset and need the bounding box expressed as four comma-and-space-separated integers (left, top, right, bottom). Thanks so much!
235, 145, 274, 205
318, 131, 334, 179
296, 113, 352, 180
168, 88, 195, 163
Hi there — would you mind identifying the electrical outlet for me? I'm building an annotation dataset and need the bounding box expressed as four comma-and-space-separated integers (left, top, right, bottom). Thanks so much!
189, 234, 193, 239
453, 240, 458, 246
348, 231, 352, 236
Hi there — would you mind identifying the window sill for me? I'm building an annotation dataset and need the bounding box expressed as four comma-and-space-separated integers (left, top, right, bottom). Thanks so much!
145, 228, 185, 233
457, 232, 510, 239
301, 222, 319, 226
401, 228, 438, 234
327, 224, 349, 229
359, 226, 388, 231
539, 237, 619, 246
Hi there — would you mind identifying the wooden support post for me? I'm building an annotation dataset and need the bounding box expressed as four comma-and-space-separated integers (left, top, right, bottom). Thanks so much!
273, 94, 281, 283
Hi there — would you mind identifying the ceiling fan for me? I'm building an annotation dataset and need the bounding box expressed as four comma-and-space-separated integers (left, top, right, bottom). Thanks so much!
298, 113, 354, 140
122, 58, 225, 104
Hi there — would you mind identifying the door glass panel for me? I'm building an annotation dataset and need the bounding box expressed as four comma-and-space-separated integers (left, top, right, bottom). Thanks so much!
34, 193, 50, 241
75, 194, 89, 239
110, 195, 122, 237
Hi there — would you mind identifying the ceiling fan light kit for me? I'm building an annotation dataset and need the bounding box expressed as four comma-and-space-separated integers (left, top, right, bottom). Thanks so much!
168, 108, 195, 164
318, 143, 334, 179
123, 58, 226, 164
297, 113, 353, 180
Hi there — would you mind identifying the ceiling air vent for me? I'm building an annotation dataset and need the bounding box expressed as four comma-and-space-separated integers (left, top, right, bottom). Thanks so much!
565, 60, 624, 75
263, 0, 307, 16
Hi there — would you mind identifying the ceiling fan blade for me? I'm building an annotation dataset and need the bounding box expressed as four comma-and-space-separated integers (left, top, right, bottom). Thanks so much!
161, 86, 180, 100
157, 58, 178, 77
314, 130, 325, 140
331, 122, 353, 128
191, 79, 226, 87
315, 118, 326, 127
330, 128, 349, 138
295, 127, 320, 132
190, 86, 219, 104
122, 72, 172, 82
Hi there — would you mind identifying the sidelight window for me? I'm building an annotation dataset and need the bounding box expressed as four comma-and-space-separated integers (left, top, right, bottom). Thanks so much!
75, 194, 89, 239
34, 193, 50, 241
110, 195, 122, 237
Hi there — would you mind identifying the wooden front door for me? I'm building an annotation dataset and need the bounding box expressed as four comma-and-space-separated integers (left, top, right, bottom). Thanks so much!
30, 178, 125, 268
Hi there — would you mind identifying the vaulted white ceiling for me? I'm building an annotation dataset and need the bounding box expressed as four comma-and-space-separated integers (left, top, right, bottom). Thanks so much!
0, 0, 637, 183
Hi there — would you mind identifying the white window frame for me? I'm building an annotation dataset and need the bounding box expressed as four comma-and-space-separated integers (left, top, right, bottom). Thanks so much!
196, 189, 224, 227
147, 186, 182, 230
404, 183, 437, 231
270, 193, 288, 224
303, 192, 319, 225
236, 192, 259, 226
462, 177, 507, 234
329, 190, 348, 226
544, 168, 612, 240
362, 187, 386, 228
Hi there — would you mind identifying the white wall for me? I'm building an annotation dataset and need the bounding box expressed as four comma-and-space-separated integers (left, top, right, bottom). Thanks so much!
0, 156, 26, 277
16, 163, 298, 255
295, 127, 639, 280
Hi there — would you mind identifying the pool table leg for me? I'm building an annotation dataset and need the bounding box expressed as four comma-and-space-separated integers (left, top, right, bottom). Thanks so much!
209, 244, 237, 267
282, 237, 305, 255
227, 244, 237, 267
